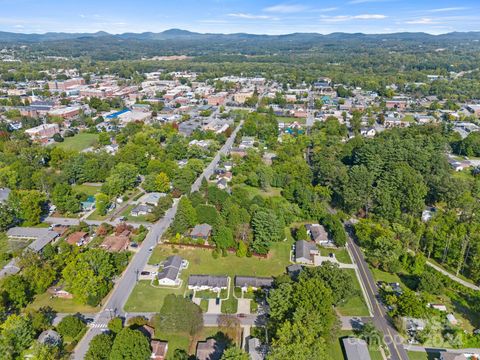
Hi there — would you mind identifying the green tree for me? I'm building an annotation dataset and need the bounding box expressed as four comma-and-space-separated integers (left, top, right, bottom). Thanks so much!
52, 183, 81, 214
1, 275, 32, 309
251, 210, 282, 254
155, 172, 170, 193
212, 226, 235, 250
0, 204, 15, 231
95, 193, 110, 216
171, 197, 197, 234
8, 190, 46, 225
109, 328, 151, 360
98, 132, 111, 146
57, 315, 86, 339
102, 163, 138, 196
85, 333, 114, 360
0, 314, 35, 358
108, 317, 123, 334
221, 347, 249, 360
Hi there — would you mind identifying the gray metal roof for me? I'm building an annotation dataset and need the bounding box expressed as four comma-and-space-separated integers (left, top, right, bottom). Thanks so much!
342, 338, 371, 360
234, 276, 273, 288
6, 227, 58, 253
188, 275, 228, 288
190, 224, 212, 238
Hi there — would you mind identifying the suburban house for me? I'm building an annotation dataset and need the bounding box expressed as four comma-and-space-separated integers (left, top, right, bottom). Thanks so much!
196, 338, 225, 360
234, 276, 274, 292
190, 224, 212, 240
66, 231, 89, 246
47, 285, 73, 299
151, 340, 168, 360
216, 178, 228, 190
131, 204, 153, 217
157, 255, 188, 287
342, 338, 371, 360
188, 275, 229, 292
137, 192, 167, 207
100, 230, 130, 252
294, 240, 319, 265
305, 224, 330, 245
6, 227, 58, 253
286, 264, 304, 279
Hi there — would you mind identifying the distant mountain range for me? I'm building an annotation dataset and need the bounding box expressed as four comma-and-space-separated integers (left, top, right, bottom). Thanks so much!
1, 28, 480, 43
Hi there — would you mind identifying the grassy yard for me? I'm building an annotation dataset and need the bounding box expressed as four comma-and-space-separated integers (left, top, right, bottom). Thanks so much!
56, 133, 98, 152
234, 184, 283, 199
319, 247, 352, 264
120, 204, 152, 223
155, 327, 234, 359
86, 208, 110, 221
276, 116, 306, 124
27, 292, 97, 314
125, 240, 292, 312
407, 351, 440, 360
72, 184, 101, 196
370, 267, 403, 284
336, 269, 370, 316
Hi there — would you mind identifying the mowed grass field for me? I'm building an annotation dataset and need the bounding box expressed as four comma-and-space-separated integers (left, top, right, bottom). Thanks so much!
27, 292, 98, 314
336, 269, 370, 316
56, 133, 98, 152
124, 240, 292, 312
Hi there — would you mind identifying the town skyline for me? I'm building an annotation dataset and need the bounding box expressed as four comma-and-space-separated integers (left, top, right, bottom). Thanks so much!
1, 0, 479, 35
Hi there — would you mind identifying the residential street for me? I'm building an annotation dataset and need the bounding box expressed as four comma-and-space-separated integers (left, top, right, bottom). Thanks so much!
73, 121, 243, 359
347, 233, 410, 360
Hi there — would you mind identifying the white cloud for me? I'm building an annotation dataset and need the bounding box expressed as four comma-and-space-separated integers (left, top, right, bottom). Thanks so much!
405, 18, 438, 24
321, 14, 387, 22
318, 7, 338, 13
228, 13, 273, 20
264, 4, 307, 13
428, 7, 468, 13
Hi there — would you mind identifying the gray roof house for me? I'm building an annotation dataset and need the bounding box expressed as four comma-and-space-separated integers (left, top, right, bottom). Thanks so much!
234, 276, 274, 290
138, 192, 167, 206
188, 275, 229, 291
305, 224, 330, 245
294, 240, 319, 265
6, 227, 58, 252
131, 204, 153, 217
157, 255, 188, 286
0, 188, 11, 203
342, 338, 371, 360
190, 224, 212, 240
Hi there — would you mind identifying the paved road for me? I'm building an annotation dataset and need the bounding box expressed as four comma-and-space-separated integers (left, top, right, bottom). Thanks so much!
347, 234, 409, 360
426, 261, 480, 291
73, 121, 243, 359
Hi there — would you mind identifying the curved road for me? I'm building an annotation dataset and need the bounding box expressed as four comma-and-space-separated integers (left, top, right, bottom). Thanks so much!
73, 121, 243, 359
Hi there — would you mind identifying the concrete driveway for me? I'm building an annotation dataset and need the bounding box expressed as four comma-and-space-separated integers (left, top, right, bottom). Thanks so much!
237, 298, 251, 314
207, 299, 221, 314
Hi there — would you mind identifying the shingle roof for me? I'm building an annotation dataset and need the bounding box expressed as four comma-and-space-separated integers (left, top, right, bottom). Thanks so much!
188, 275, 228, 288
342, 338, 371, 360
234, 276, 273, 288
158, 267, 180, 281
163, 255, 183, 270
295, 240, 317, 260
190, 224, 212, 238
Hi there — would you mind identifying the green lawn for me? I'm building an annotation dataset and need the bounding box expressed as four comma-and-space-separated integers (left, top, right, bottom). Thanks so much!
86, 208, 110, 221
125, 240, 292, 312
72, 184, 101, 196
233, 184, 283, 199
276, 116, 306, 124
407, 351, 440, 360
370, 267, 403, 284
336, 269, 370, 316
27, 292, 97, 314
56, 133, 98, 152
319, 247, 352, 264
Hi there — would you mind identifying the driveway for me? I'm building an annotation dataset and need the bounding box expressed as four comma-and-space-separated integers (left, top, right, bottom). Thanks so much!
207, 299, 221, 314
237, 298, 251, 314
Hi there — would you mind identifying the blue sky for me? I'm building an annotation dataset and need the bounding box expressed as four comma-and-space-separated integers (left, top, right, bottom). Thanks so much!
0, 0, 479, 35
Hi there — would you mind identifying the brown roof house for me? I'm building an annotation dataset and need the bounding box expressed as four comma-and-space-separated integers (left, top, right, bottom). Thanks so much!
66, 231, 89, 246
101, 230, 130, 252
196, 338, 225, 360
151, 340, 168, 360
190, 224, 212, 241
